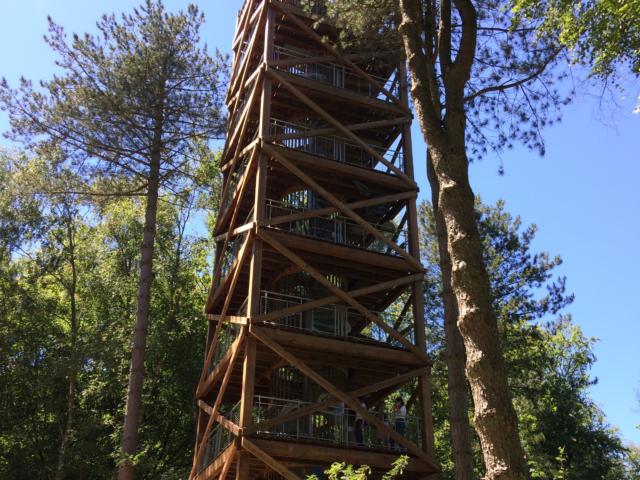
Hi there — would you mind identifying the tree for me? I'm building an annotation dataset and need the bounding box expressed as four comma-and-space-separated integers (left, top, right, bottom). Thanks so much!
512, 0, 640, 79
0, 2, 226, 478
426, 153, 475, 480
420, 199, 627, 479
319, 1, 571, 477
0, 154, 215, 477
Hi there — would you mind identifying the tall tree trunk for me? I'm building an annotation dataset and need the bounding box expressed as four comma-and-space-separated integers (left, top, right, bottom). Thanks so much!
397, 1, 529, 477
427, 151, 476, 480
56, 218, 79, 480
118, 149, 161, 480
428, 131, 528, 480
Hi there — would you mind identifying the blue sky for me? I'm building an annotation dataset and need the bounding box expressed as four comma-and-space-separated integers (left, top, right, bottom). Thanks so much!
1, 0, 638, 445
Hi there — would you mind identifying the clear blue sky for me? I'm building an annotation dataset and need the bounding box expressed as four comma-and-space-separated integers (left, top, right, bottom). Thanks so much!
1, 0, 638, 445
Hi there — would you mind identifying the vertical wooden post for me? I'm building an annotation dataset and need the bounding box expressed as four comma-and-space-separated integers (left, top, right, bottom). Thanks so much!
237, 5, 274, 480
399, 60, 437, 462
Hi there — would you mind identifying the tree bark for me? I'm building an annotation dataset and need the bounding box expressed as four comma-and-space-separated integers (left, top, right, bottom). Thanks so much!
118, 137, 162, 480
396, 1, 529, 478
427, 151, 476, 480
428, 133, 528, 480
55, 216, 79, 480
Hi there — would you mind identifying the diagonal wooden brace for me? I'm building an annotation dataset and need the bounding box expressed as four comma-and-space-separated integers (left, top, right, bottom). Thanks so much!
251, 328, 437, 469
263, 143, 422, 271
265, 69, 415, 187
258, 228, 429, 364
242, 437, 303, 480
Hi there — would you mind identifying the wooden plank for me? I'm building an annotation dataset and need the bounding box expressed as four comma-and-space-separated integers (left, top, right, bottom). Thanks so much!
264, 143, 422, 270
201, 232, 253, 388
270, 0, 404, 106
252, 325, 423, 366
250, 439, 436, 474
262, 190, 415, 228
266, 69, 415, 186
265, 117, 412, 141
219, 445, 237, 480
244, 361, 430, 435
267, 117, 410, 142
258, 229, 429, 363
242, 438, 303, 480
265, 228, 413, 273
265, 144, 408, 190
197, 333, 244, 399
250, 329, 435, 467
191, 328, 247, 479
205, 315, 249, 325
194, 443, 237, 480
256, 273, 422, 322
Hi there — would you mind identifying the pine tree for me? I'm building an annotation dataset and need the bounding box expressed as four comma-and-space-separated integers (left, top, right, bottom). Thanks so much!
0, 2, 226, 478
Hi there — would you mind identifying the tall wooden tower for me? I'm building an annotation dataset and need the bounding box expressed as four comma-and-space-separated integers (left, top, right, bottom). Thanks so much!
191, 1, 438, 479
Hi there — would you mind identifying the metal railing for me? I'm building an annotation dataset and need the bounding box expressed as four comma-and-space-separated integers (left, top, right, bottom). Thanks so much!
218, 237, 243, 282
213, 322, 241, 367
265, 197, 408, 255
269, 118, 404, 173
259, 290, 415, 348
220, 152, 250, 214
252, 395, 423, 451
273, 45, 399, 101
197, 402, 240, 474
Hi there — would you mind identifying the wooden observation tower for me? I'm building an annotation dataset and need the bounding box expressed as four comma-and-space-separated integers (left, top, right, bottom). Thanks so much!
191, 1, 438, 479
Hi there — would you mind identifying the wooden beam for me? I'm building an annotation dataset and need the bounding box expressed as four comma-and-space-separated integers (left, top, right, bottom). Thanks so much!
262, 191, 415, 229
258, 229, 429, 363
198, 401, 241, 436
251, 325, 423, 366
256, 273, 422, 322
264, 142, 422, 270
245, 362, 430, 435
194, 442, 237, 480
191, 328, 247, 480
265, 69, 415, 187
250, 329, 435, 467
201, 231, 253, 389
267, 116, 409, 142
205, 315, 248, 325
265, 144, 408, 190
214, 143, 259, 237
249, 439, 436, 474
270, 0, 404, 106
219, 446, 237, 480
198, 333, 244, 399
242, 438, 303, 480
227, 1, 267, 103
214, 222, 256, 243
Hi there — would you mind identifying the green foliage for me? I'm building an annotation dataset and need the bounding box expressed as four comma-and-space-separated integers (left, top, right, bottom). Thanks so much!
419, 199, 629, 480
0, 149, 215, 478
512, 0, 640, 78
307, 456, 409, 480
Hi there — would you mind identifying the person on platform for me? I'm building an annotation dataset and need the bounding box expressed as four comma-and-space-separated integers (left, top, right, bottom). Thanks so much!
389, 396, 406, 449
354, 399, 367, 447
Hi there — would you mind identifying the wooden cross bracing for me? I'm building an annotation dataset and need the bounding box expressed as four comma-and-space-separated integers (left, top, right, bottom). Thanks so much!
192, 1, 439, 479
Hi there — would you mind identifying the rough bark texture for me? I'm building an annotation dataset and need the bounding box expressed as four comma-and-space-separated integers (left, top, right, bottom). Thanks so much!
118, 137, 162, 480
427, 152, 476, 480
397, 1, 530, 478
